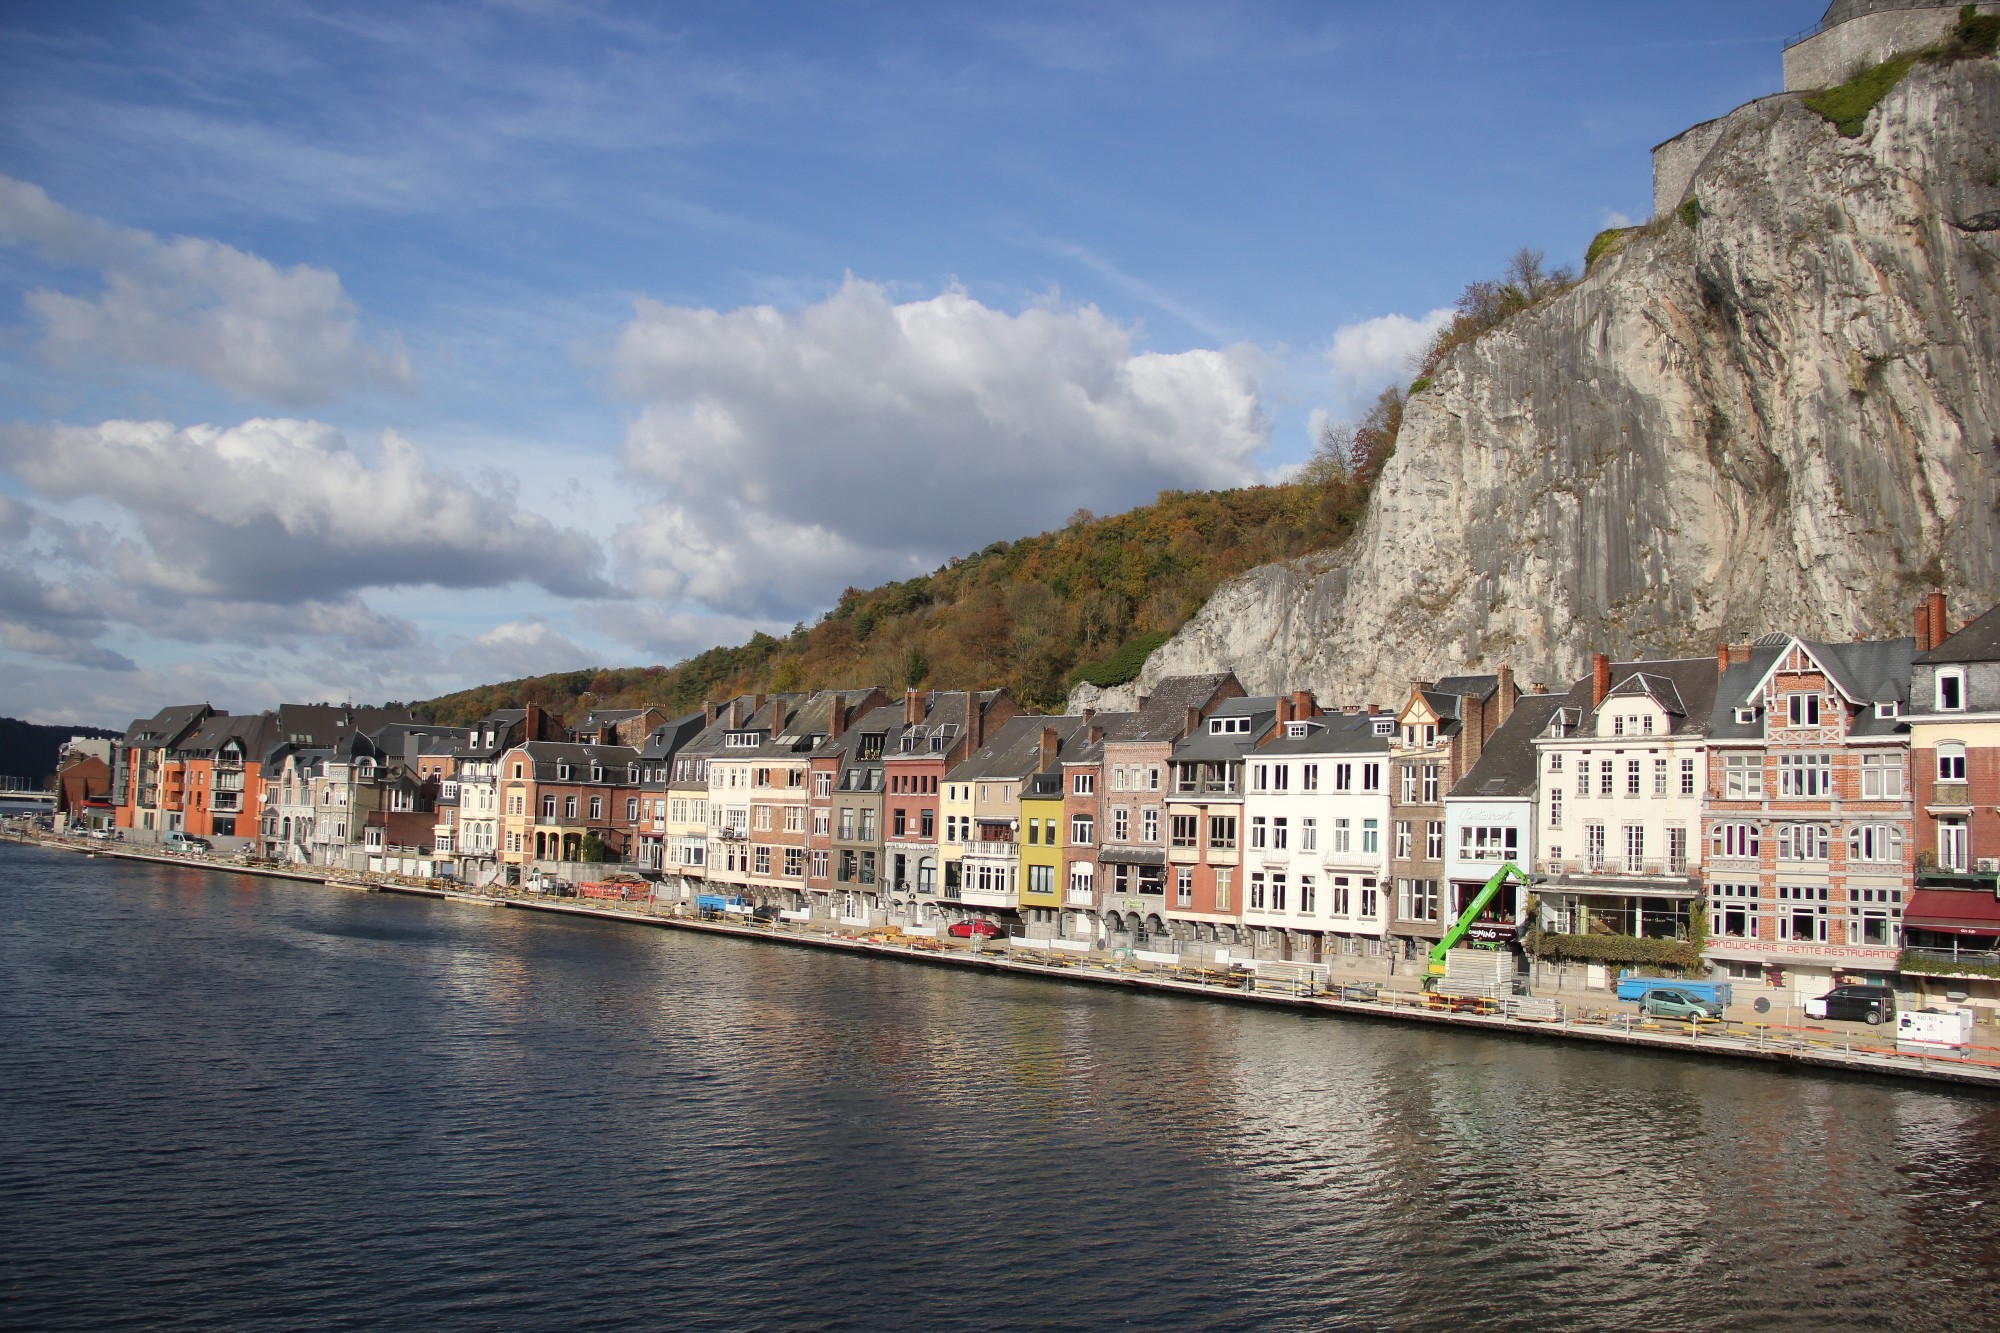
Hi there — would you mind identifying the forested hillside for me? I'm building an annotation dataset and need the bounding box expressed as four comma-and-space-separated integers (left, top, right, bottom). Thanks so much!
0, 717, 120, 782
414, 417, 1401, 726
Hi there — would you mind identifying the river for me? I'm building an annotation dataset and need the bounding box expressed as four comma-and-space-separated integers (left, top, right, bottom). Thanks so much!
4, 842, 2000, 1329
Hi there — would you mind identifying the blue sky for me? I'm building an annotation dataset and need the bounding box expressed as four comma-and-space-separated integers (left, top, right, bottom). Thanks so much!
0, 0, 1823, 727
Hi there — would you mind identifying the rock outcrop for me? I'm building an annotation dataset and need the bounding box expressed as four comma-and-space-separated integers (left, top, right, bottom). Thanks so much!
1079, 56, 2000, 709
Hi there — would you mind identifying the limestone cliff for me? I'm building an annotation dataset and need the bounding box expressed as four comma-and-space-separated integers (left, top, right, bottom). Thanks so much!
1077, 56, 2000, 709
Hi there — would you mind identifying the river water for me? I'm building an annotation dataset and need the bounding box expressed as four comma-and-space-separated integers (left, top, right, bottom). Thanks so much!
5, 843, 2000, 1330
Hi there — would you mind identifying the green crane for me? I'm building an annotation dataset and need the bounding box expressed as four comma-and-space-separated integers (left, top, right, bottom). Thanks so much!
1426, 861, 1532, 976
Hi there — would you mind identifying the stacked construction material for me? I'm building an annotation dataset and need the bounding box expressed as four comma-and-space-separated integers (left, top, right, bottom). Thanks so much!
1430, 948, 1516, 1002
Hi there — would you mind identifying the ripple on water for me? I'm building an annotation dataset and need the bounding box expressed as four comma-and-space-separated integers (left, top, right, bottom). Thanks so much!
5, 842, 2000, 1330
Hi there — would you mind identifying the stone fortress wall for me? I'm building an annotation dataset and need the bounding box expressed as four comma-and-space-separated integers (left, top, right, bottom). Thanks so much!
1650, 1, 1999, 218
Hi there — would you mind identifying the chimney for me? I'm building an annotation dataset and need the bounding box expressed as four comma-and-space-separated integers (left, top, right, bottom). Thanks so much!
1293, 689, 1316, 720
728, 697, 747, 728
704, 699, 722, 726
970, 699, 987, 750
829, 700, 850, 739
1532, 682, 1548, 694
1929, 590, 1948, 649
1082, 707, 1095, 725
1591, 653, 1611, 708
1136, 695, 1151, 713
1275, 696, 1292, 725
1366, 702, 1378, 715
1088, 723, 1104, 745
1185, 705, 1201, 738
525, 702, 544, 743
1038, 726, 1059, 772
905, 687, 923, 727
751, 693, 767, 722
1717, 645, 1730, 677
1914, 602, 1933, 652
1495, 669, 1514, 725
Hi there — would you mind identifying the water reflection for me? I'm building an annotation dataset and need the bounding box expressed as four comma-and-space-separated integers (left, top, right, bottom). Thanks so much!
6, 841, 2000, 1330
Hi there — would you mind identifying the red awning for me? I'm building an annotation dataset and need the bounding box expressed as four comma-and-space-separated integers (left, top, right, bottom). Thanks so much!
1906, 888, 2000, 936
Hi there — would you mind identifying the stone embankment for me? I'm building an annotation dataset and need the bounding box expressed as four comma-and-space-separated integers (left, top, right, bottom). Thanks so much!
26, 831, 2000, 1092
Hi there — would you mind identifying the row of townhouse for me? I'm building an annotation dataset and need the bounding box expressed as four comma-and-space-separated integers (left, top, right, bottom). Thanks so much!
102, 593, 2000, 1003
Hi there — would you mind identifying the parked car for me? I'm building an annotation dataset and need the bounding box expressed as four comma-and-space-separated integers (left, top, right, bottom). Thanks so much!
750, 904, 783, 924
1805, 985, 1895, 1025
1637, 988, 1723, 1021
948, 919, 1004, 940
163, 832, 212, 855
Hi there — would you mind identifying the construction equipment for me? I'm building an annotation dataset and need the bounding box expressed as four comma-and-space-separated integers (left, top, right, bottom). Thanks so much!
1423, 861, 1532, 985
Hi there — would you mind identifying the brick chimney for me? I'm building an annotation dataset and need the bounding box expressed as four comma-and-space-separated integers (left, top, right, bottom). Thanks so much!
1929, 590, 1949, 649
1495, 668, 1514, 725
751, 693, 767, 723
1532, 682, 1548, 694
904, 687, 923, 727
970, 698, 987, 750
1087, 723, 1104, 745
1366, 703, 1378, 715
1038, 726, 1059, 772
1592, 653, 1611, 708
829, 699, 850, 739
1915, 600, 1934, 652
704, 699, 722, 726
1293, 689, 1316, 720
525, 702, 545, 743
1716, 644, 1731, 677
1275, 696, 1292, 725
1185, 705, 1201, 738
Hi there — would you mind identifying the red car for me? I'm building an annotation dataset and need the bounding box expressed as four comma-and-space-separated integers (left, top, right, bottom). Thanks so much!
947, 920, 1004, 939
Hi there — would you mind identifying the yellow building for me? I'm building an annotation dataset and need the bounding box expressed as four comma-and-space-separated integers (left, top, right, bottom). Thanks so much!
1018, 765, 1066, 924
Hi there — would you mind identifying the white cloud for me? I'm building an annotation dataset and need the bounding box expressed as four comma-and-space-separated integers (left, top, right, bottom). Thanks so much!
578, 602, 790, 664
0, 174, 412, 406
1601, 209, 1637, 229
0, 417, 609, 603
1324, 307, 1451, 391
608, 276, 1268, 615
459, 617, 596, 680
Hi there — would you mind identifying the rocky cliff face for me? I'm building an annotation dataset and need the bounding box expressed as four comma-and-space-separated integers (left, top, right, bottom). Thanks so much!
1079, 57, 2000, 709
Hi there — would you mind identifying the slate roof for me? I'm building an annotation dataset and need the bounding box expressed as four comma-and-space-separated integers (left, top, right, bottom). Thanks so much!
1710, 635, 1913, 740
1063, 712, 1136, 767
1916, 603, 2000, 664
1546, 656, 1723, 740
1113, 673, 1241, 742
951, 714, 1090, 782
177, 711, 280, 761
123, 703, 215, 749
1449, 695, 1566, 800
1254, 709, 1395, 758
512, 740, 643, 783
1172, 696, 1280, 761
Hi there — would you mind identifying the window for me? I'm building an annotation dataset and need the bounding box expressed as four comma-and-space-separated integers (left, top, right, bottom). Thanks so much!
839, 809, 855, 840
1250, 873, 1266, 910
1940, 820, 1969, 872
1359, 879, 1378, 918
1776, 886, 1828, 943
1172, 814, 1199, 848
1938, 669, 1965, 712
1460, 826, 1519, 861
1112, 808, 1130, 841
754, 846, 770, 875
1723, 754, 1763, 799
813, 809, 830, 838
920, 809, 935, 839
753, 805, 772, 831
1394, 820, 1411, 859
1333, 763, 1353, 791
1623, 823, 1645, 872
1613, 715, 1625, 737
1787, 693, 1821, 727
1301, 817, 1317, 852
1148, 766, 1161, 791
1626, 760, 1641, 797
1548, 788, 1563, 829
1653, 761, 1668, 797
1665, 826, 1688, 874
1072, 814, 1095, 846
1848, 823, 1903, 863
1073, 772, 1095, 796
1141, 808, 1160, 842
1176, 867, 1192, 907
1549, 753, 1564, 773
1362, 763, 1381, 792
1210, 716, 1251, 735
1398, 877, 1439, 922
784, 847, 804, 877
1401, 766, 1419, 803
1112, 765, 1127, 791
810, 849, 828, 879
1859, 753, 1903, 799
1712, 882, 1756, 938
1271, 874, 1288, 912
1584, 822, 1605, 870
1361, 819, 1379, 855
1599, 763, 1614, 797
1209, 815, 1237, 850
1422, 766, 1439, 803
1069, 864, 1094, 899
1251, 816, 1269, 850
815, 772, 832, 798
1769, 751, 1829, 798
1938, 744, 1967, 783
542, 795, 557, 818
1214, 868, 1231, 911
1734, 707, 1757, 726
1028, 864, 1055, 897
626, 798, 638, 822
1271, 817, 1289, 851
1681, 758, 1696, 797
1425, 821, 1443, 859
1711, 822, 1760, 860
859, 810, 875, 840
1332, 818, 1352, 853
785, 806, 804, 833
565, 795, 578, 820
1302, 764, 1319, 792
1576, 761, 1590, 797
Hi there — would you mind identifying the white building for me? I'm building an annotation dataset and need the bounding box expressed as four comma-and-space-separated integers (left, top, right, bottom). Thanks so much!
1443, 694, 1567, 937
1532, 655, 1720, 944
1239, 706, 1395, 961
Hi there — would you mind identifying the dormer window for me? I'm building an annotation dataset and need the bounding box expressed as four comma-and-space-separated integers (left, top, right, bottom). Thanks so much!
1787, 694, 1821, 727
725, 732, 760, 748
1937, 669, 1966, 712
1286, 722, 1310, 737
1372, 718, 1394, 737
556, 763, 570, 780
1875, 701, 1899, 719
1424, 724, 1436, 746
1734, 707, 1756, 726
590, 766, 604, 783
1208, 716, 1251, 735
628, 765, 639, 783
1613, 716, 1625, 737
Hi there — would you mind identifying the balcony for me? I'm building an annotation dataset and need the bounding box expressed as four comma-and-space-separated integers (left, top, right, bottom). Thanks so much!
214, 772, 244, 792
211, 793, 241, 813
1901, 946, 2000, 980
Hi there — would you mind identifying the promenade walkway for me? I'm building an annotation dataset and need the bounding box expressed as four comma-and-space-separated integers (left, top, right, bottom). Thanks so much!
20, 827, 2000, 1092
